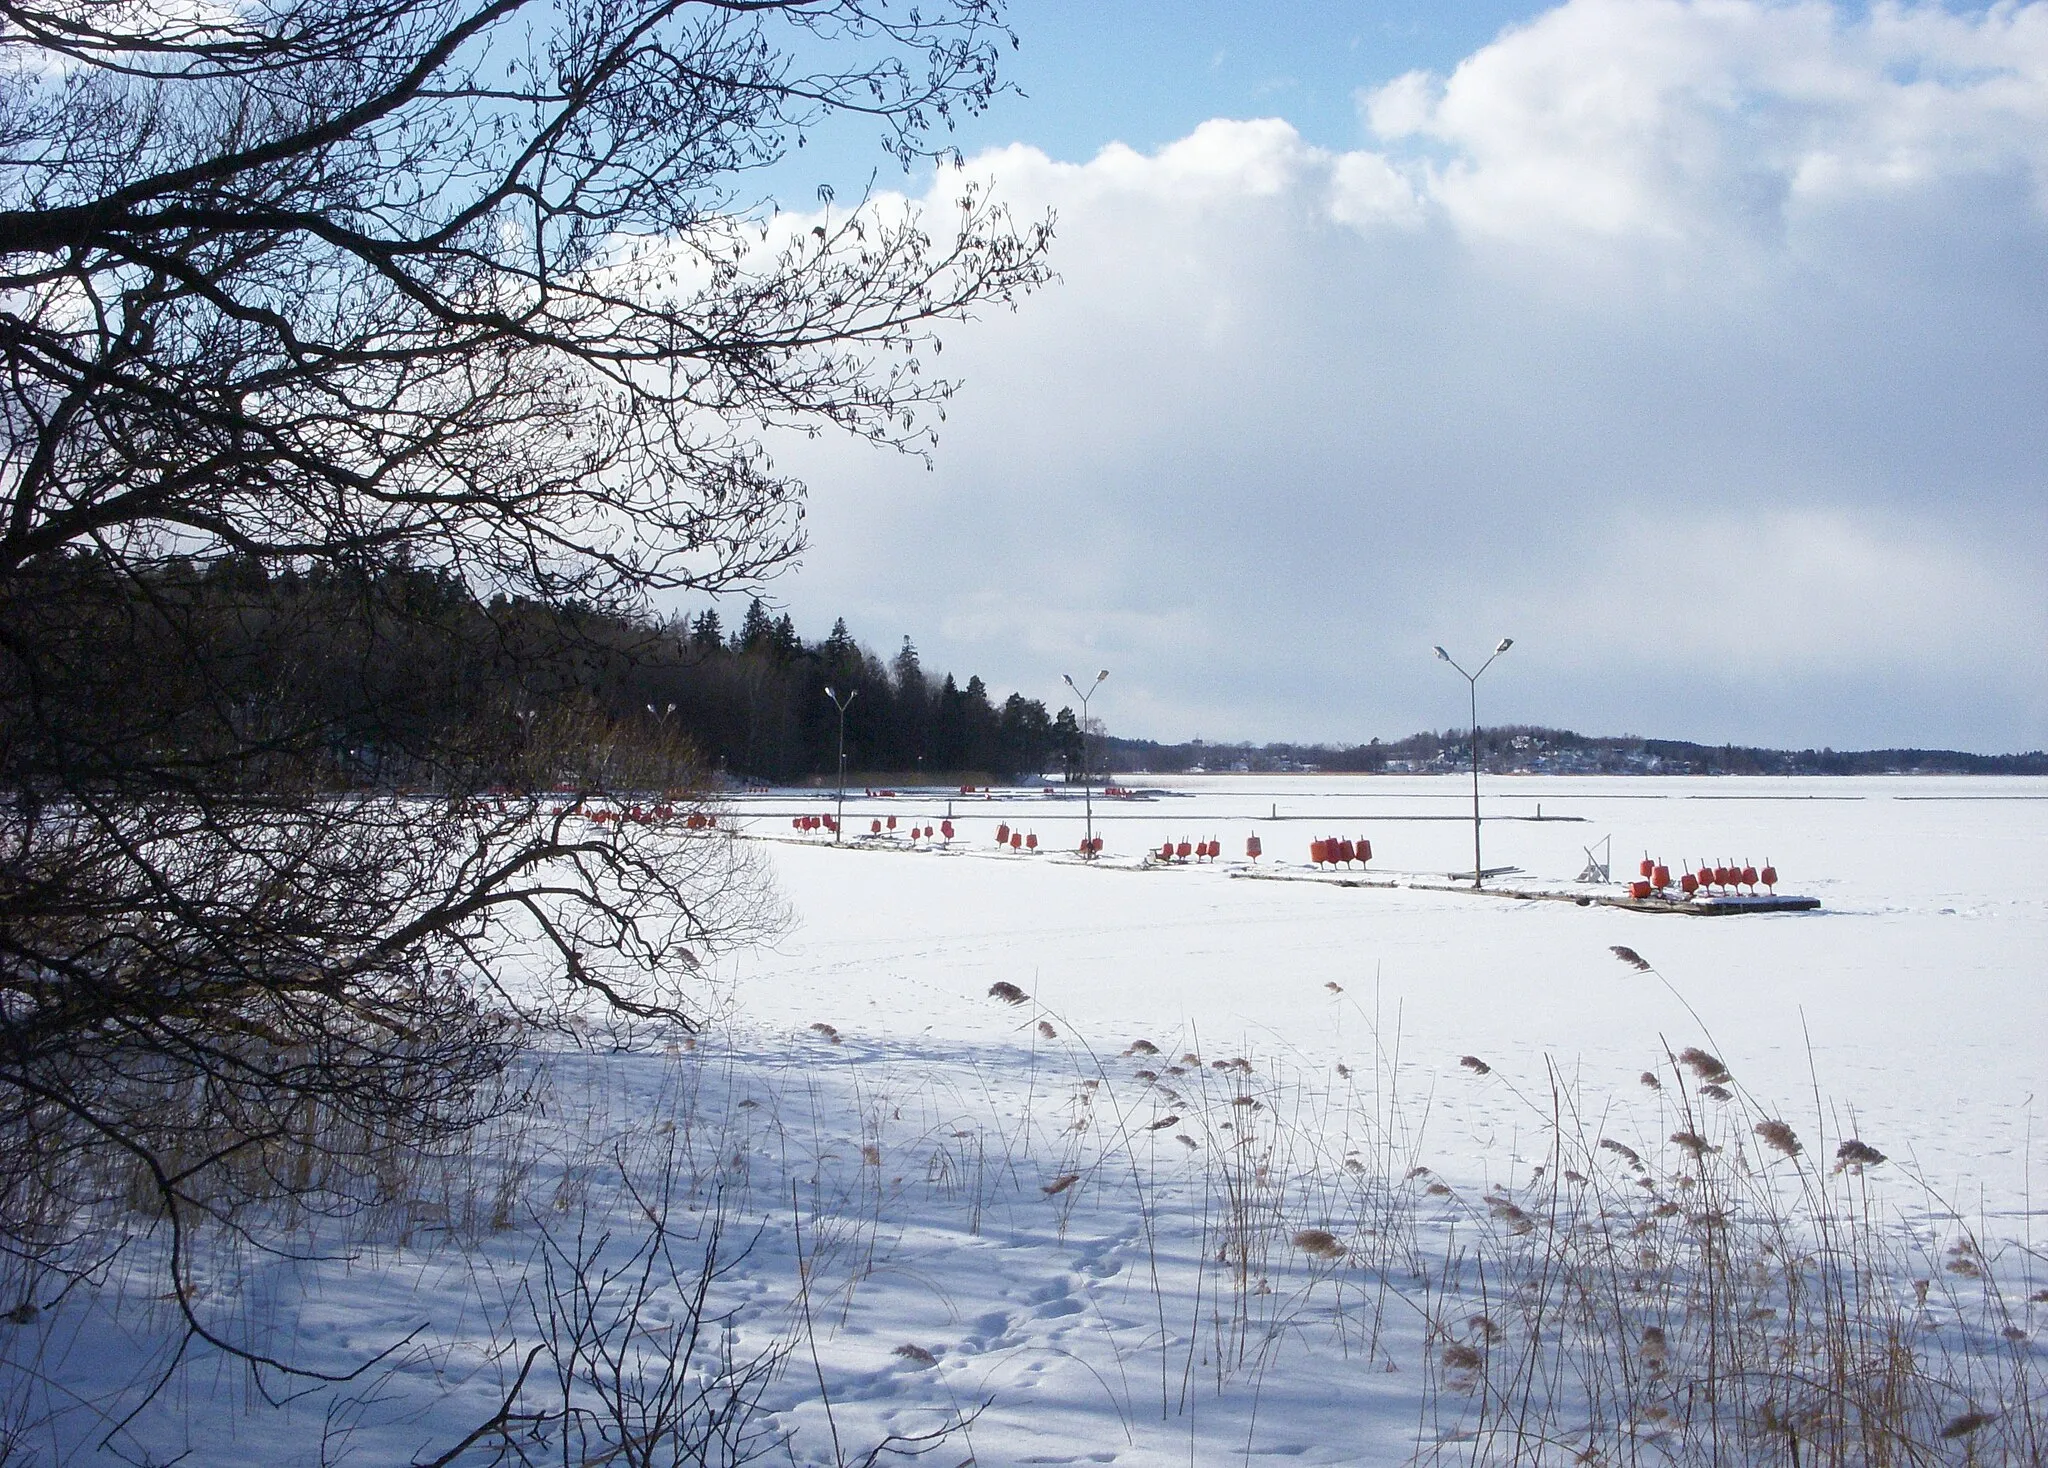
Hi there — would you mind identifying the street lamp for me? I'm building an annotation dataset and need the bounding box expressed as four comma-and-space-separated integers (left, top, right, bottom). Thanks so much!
1433, 638, 1514, 889
646, 702, 676, 789
1062, 669, 1109, 857
823, 684, 856, 844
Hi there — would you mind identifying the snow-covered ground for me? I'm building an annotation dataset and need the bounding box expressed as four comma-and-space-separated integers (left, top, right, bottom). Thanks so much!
11, 776, 2044, 1465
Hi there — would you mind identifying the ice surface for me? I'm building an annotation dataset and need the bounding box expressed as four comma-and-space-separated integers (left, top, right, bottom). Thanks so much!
10, 776, 2042, 1464
736, 775, 2046, 1210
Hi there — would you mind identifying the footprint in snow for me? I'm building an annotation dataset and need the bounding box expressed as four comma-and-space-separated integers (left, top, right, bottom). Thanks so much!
963, 1308, 1015, 1350
1026, 1276, 1071, 1304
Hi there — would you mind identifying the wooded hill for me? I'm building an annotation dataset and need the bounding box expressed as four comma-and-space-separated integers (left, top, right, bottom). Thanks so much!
8, 553, 1080, 791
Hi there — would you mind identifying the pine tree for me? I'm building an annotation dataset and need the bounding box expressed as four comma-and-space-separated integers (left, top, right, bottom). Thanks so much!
822, 618, 857, 670
1052, 706, 1083, 779
738, 597, 775, 654
962, 675, 1001, 775
892, 635, 923, 691
929, 673, 966, 771
770, 613, 801, 662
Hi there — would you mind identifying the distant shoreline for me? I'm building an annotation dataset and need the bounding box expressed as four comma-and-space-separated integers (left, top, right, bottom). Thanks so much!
1095, 727, 2047, 779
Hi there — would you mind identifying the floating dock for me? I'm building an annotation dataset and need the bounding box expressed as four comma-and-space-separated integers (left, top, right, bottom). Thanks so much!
1587, 890, 1819, 916
1228, 866, 1819, 915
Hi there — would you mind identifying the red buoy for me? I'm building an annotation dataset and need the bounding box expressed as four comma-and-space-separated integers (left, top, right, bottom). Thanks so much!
1310, 839, 1328, 866
1680, 871, 1699, 896
996, 822, 1010, 844
941, 820, 954, 839
1652, 863, 1671, 889
1176, 840, 1191, 860
1639, 857, 1655, 879
1357, 838, 1371, 864
871, 818, 882, 834
1630, 879, 1653, 900
1026, 832, 1038, 850
1760, 862, 1777, 892
1091, 836, 1104, 853
1246, 835, 1262, 860
1741, 862, 1758, 890
1160, 841, 1175, 860
1010, 832, 1023, 850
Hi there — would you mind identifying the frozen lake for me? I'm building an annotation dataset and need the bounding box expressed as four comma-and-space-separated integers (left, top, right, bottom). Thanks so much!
730, 774, 2047, 1215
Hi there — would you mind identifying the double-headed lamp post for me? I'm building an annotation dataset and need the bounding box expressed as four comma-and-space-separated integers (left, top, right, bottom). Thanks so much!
1433, 639, 1514, 889
823, 684, 857, 844
1063, 669, 1109, 857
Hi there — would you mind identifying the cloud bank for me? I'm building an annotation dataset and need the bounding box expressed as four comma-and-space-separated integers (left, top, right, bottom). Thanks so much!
769, 0, 2048, 752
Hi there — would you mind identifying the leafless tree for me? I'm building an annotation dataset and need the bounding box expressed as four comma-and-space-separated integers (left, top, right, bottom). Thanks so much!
0, 0, 1049, 1391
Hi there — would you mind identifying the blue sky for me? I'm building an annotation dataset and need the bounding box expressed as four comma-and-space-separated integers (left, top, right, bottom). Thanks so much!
737, 1, 2047, 754
780, 2, 1550, 197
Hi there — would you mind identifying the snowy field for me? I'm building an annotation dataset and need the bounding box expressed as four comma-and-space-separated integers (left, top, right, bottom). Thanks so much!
12, 776, 2045, 1465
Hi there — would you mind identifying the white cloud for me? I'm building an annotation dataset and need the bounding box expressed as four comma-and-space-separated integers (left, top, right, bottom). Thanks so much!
766, 0, 2048, 752
1362, 0, 2048, 253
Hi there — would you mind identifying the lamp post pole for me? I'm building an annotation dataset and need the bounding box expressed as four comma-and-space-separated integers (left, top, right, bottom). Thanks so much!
1063, 669, 1109, 857
824, 685, 856, 844
645, 701, 675, 788
1433, 639, 1513, 889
